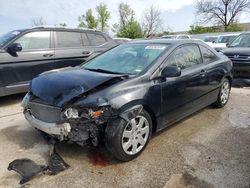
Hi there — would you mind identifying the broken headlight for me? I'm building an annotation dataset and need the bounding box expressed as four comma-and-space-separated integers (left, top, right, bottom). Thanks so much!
63, 108, 79, 119
88, 109, 104, 119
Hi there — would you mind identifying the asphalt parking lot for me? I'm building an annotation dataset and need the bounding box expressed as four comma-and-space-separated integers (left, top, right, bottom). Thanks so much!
0, 88, 249, 188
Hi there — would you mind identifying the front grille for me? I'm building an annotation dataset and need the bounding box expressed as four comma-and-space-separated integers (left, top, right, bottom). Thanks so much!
28, 102, 62, 123
226, 54, 250, 60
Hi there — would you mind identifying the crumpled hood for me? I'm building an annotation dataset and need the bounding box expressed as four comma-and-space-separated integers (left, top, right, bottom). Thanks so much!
31, 68, 124, 107
222, 47, 250, 56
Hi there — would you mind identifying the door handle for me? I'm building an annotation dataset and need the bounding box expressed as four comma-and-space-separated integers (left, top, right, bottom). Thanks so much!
43, 53, 53, 57
82, 51, 92, 57
200, 69, 207, 78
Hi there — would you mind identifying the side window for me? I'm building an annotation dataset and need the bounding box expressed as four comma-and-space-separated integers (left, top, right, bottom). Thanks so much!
165, 45, 202, 69
56, 32, 83, 48
200, 46, 218, 63
15, 31, 50, 50
87, 33, 107, 46
81, 33, 90, 46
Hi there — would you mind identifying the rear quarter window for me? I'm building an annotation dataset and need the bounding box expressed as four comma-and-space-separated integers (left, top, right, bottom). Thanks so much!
200, 45, 218, 63
87, 33, 107, 46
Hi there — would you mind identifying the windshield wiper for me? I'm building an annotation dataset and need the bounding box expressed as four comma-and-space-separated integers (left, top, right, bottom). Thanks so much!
85, 68, 127, 75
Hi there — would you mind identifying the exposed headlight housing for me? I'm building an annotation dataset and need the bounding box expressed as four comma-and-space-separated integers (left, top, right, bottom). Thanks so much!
88, 109, 104, 118
64, 108, 79, 119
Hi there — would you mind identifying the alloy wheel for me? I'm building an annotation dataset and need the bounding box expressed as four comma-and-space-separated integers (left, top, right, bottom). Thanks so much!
122, 116, 150, 155
220, 81, 230, 104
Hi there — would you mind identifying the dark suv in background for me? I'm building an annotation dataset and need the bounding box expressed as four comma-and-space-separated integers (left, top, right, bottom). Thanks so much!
222, 32, 250, 86
0, 27, 118, 96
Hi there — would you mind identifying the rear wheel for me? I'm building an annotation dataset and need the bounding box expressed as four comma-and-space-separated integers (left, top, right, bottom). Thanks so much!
213, 78, 231, 108
105, 109, 152, 161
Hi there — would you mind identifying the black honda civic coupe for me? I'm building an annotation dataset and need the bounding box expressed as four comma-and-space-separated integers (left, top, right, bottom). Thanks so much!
22, 39, 233, 161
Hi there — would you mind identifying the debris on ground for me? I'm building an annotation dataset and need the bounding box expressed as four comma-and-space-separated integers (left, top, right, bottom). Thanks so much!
8, 144, 69, 184
8, 159, 46, 184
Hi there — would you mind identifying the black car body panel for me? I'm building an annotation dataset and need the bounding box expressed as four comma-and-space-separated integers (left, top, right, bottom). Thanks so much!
0, 27, 118, 97
23, 39, 233, 146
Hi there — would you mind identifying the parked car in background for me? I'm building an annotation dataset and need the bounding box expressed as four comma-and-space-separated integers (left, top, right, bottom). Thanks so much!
221, 32, 250, 85
22, 39, 233, 161
0, 27, 118, 96
113, 37, 132, 44
204, 36, 219, 43
205, 34, 239, 52
161, 34, 191, 39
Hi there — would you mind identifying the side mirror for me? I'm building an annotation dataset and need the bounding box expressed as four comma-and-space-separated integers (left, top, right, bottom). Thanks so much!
7, 43, 22, 53
226, 43, 229, 47
161, 66, 181, 78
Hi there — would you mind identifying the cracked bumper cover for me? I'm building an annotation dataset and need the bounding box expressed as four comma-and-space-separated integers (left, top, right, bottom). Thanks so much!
24, 111, 71, 137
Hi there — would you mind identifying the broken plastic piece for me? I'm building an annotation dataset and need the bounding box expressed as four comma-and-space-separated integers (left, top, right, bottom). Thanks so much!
47, 147, 69, 174
8, 159, 46, 184
8, 144, 69, 184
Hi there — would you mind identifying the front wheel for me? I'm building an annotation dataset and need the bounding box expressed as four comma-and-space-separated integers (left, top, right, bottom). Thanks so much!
213, 78, 231, 108
105, 109, 152, 161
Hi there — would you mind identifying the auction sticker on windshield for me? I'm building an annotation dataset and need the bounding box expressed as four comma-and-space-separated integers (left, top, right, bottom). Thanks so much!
145, 46, 166, 50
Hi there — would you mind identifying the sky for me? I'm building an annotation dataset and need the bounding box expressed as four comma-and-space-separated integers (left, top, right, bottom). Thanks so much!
0, 0, 250, 35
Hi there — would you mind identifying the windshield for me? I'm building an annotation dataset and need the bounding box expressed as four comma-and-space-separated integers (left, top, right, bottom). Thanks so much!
0, 30, 21, 47
204, 36, 218, 42
229, 34, 250, 47
217, 35, 237, 43
84, 44, 168, 75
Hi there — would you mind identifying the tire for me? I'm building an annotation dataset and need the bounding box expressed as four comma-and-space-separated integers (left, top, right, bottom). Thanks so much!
213, 78, 231, 108
105, 109, 152, 161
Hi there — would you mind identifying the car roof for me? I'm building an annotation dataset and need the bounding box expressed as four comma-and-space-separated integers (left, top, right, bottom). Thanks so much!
18, 26, 104, 34
129, 38, 203, 45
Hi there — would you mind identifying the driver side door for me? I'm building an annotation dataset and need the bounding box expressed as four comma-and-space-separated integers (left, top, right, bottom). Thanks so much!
158, 44, 210, 128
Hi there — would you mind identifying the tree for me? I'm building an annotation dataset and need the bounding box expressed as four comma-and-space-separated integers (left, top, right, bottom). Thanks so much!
142, 6, 162, 37
78, 9, 98, 29
31, 17, 46, 26
115, 3, 143, 38
196, 0, 250, 31
117, 21, 143, 38
96, 3, 111, 32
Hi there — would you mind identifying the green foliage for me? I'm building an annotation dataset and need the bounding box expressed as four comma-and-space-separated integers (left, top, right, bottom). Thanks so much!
189, 24, 243, 34
115, 3, 143, 39
189, 25, 218, 34
225, 24, 243, 32
162, 31, 174, 35
96, 3, 111, 32
78, 9, 98, 29
117, 21, 143, 38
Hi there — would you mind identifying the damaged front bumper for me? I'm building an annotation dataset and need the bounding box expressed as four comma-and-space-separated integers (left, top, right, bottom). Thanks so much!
24, 111, 71, 140
23, 93, 143, 147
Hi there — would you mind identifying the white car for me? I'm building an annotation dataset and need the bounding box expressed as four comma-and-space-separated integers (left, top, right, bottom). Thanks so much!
204, 34, 239, 51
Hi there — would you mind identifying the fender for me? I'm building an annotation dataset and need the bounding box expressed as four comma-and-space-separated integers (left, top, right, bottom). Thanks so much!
119, 104, 143, 122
